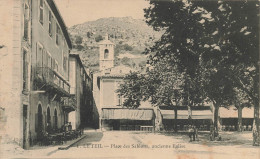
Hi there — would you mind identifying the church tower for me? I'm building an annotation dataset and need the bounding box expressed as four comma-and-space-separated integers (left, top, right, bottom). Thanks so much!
99, 34, 114, 71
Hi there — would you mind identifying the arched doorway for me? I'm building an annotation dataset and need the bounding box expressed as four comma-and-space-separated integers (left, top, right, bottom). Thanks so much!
54, 109, 58, 130
37, 104, 43, 141
46, 107, 51, 133
104, 49, 109, 59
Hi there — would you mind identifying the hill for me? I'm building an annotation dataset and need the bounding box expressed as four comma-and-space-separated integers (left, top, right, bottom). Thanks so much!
68, 17, 162, 72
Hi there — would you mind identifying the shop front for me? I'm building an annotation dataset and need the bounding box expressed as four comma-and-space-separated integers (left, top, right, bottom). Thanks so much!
101, 108, 155, 132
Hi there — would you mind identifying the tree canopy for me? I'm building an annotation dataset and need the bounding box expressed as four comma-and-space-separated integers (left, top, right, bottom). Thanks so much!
117, 0, 259, 144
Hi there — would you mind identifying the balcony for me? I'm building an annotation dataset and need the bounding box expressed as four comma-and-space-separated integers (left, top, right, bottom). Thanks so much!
61, 96, 76, 112
35, 67, 70, 96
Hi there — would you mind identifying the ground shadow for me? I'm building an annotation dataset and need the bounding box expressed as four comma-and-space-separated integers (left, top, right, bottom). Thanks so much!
72, 132, 104, 147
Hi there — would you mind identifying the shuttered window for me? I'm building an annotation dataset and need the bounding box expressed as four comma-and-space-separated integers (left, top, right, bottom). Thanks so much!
39, 0, 43, 25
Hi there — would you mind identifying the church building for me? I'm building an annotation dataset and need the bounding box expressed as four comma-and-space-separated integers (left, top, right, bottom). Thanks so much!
92, 34, 155, 131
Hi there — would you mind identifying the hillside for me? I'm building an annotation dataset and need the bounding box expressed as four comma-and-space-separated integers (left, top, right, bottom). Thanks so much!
68, 17, 162, 72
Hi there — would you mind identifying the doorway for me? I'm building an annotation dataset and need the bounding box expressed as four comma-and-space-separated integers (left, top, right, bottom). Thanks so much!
54, 109, 58, 130
37, 104, 43, 141
23, 105, 28, 149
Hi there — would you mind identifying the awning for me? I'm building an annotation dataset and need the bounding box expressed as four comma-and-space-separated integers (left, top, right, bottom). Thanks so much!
191, 110, 212, 119
178, 110, 189, 119
160, 109, 175, 119
219, 107, 256, 118
242, 107, 254, 118
102, 108, 154, 120
219, 107, 237, 118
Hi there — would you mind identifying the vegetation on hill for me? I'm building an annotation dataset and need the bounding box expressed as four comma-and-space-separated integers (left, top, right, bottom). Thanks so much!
68, 17, 161, 72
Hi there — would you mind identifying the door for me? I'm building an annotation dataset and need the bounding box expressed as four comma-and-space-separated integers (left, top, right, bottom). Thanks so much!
23, 105, 28, 149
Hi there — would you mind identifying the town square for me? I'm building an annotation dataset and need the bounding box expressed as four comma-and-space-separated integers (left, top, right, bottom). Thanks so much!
0, 0, 260, 158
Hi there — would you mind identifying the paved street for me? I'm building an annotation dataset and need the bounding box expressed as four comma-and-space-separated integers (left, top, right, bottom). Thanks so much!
52, 131, 259, 159
2, 130, 259, 159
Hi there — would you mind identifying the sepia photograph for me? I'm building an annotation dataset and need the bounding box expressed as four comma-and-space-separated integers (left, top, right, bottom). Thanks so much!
0, 0, 260, 158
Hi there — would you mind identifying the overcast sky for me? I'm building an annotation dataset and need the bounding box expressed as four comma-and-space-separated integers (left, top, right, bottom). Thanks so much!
55, 0, 150, 27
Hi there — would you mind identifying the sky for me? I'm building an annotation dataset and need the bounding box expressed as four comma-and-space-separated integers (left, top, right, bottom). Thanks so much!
55, 0, 150, 27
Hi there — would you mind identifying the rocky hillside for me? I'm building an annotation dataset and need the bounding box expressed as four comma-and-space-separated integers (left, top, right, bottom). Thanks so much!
68, 17, 162, 72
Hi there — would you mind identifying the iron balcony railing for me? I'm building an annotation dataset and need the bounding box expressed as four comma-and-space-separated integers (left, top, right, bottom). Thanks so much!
61, 96, 76, 112
35, 67, 70, 96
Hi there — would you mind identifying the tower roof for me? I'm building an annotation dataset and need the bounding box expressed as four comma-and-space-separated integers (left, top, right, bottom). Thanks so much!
98, 34, 114, 45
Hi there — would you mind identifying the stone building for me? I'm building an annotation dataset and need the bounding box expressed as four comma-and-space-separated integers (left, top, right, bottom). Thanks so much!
0, 0, 73, 149
69, 53, 93, 130
92, 35, 155, 130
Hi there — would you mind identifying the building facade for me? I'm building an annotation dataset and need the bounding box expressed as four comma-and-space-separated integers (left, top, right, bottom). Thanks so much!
92, 35, 155, 131
69, 53, 93, 130
0, 0, 32, 149
0, 0, 74, 149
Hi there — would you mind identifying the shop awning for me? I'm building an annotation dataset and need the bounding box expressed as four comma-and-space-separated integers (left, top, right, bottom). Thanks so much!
242, 107, 254, 118
178, 110, 189, 119
191, 110, 212, 119
160, 109, 175, 119
102, 108, 154, 120
219, 107, 237, 118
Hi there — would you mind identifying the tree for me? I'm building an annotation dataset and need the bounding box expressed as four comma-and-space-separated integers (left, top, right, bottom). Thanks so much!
144, 0, 259, 143
197, 0, 259, 144
95, 35, 103, 42
75, 35, 83, 45
233, 88, 252, 132
117, 72, 145, 109
121, 57, 131, 66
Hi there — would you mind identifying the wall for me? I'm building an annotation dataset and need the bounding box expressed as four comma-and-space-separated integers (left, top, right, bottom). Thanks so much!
69, 55, 93, 129
28, 0, 70, 143
101, 78, 123, 107
92, 72, 101, 128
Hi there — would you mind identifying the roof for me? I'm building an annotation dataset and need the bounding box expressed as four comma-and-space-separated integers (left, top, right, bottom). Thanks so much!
98, 65, 137, 79
98, 39, 114, 45
46, 0, 72, 49
98, 34, 114, 45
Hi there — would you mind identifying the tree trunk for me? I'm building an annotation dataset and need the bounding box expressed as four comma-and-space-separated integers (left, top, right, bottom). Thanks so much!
174, 108, 178, 132
253, 98, 260, 146
213, 104, 219, 140
237, 106, 243, 132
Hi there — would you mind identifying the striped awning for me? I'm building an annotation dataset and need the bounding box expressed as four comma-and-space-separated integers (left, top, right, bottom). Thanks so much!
191, 110, 212, 119
102, 108, 154, 120
178, 110, 189, 119
219, 107, 255, 118
160, 109, 212, 120
160, 109, 175, 119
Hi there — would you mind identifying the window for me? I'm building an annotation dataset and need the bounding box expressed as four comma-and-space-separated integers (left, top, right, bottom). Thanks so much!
56, 24, 60, 45
54, 60, 58, 72
63, 56, 67, 72
36, 43, 43, 67
43, 49, 47, 67
62, 51, 67, 73
51, 57, 55, 69
39, 0, 43, 25
117, 94, 122, 106
47, 52, 51, 68
104, 49, 109, 59
48, 11, 52, 36
23, 3, 29, 41
116, 81, 122, 106
23, 49, 29, 91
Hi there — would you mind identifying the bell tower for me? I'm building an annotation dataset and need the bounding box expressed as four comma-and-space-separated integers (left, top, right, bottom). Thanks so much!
99, 34, 114, 71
